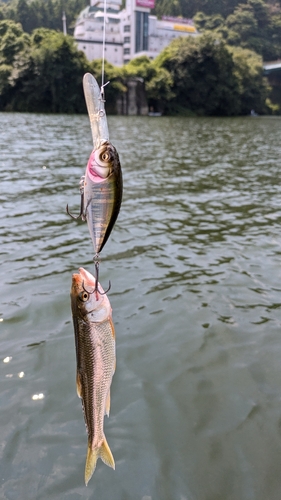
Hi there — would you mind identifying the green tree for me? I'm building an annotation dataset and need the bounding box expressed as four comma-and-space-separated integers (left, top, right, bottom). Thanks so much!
154, 0, 181, 18
145, 31, 271, 115
226, 8, 258, 39
16, 0, 38, 33
0, 19, 30, 108
0, 0, 88, 34
230, 45, 269, 113
153, 33, 242, 115
0, 18, 29, 65
153, 0, 247, 18
6, 28, 89, 112
194, 0, 281, 61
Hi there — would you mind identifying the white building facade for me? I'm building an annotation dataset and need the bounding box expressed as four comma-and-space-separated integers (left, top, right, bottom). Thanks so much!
74, 0, 198, 66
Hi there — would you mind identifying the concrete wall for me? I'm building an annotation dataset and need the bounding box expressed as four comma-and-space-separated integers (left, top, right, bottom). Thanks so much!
116, 78, 148, 115
266, 71, 281, 110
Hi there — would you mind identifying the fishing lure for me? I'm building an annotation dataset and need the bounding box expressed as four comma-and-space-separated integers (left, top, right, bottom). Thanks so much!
67, 73, 123, 257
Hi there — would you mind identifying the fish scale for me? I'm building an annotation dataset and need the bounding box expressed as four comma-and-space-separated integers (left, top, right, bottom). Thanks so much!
79, 321, 115, 440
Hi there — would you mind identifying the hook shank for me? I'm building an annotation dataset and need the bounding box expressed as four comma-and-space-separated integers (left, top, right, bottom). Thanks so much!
66, 176, 86, 220
82, 259, 111, 298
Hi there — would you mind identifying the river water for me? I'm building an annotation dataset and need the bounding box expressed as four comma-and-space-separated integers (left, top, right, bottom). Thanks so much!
1, 112, 281, 500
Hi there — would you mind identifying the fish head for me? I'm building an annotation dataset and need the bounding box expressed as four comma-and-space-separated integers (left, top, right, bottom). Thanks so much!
86, 141, 120, 183
71, 267, 112, 322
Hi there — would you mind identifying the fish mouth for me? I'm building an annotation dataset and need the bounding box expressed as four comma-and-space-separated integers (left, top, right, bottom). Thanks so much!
78, 267, 96, 287
72, 268, 106, 296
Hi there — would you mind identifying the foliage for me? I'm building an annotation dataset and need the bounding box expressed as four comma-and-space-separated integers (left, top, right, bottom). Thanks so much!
0, 18, 29, 64
146, 33, 269, 115
0, 19, 30, 108
0, 0, 277, 115
0, 0, 88, 34
229, 45, 269, 113
153, 0, 248, 19
0, 0, 280, 62
0, 23, 90, 112
193, 0, 281, 61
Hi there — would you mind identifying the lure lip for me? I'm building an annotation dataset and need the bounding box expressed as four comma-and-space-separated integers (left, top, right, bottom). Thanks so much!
83, 73, 109, 150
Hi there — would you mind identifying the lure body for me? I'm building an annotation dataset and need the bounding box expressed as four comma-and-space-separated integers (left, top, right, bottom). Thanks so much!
84, 142, 122, 255
83, 73, 123, 255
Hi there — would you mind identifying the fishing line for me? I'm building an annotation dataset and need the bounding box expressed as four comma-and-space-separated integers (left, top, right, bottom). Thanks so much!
101, 0, 107, 100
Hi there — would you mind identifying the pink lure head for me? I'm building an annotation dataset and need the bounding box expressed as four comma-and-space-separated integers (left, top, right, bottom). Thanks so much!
86, 143, 114, 183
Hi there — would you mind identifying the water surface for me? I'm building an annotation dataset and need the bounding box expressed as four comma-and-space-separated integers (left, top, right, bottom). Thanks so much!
1, 113, 281, 500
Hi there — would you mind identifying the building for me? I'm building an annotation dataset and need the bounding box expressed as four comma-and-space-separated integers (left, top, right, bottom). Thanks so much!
263, 61, 281, 109
74, 0, 198, 66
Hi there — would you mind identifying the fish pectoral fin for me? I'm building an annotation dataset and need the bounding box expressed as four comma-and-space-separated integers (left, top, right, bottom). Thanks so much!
85, 437, 115, 486
76, 372, 82, 399
109, 317, 116, 339
105, 390, 110, 417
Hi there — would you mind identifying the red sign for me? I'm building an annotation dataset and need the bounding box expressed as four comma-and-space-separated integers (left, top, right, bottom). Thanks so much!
136, 0, 155, 8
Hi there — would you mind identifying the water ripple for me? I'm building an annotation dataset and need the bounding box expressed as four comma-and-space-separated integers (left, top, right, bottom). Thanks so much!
1, 113, 281, 499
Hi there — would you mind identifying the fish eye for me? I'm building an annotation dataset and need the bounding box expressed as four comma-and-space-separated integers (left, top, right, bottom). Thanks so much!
79, 291, 89, 302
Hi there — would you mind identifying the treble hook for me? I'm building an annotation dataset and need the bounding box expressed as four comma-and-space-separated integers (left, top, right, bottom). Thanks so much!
66, 176, 85, 220
82, 260, 111, 297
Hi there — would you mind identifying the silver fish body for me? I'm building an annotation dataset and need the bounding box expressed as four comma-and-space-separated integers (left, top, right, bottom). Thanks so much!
83, 141, 122, 255
71, 267, 116, 485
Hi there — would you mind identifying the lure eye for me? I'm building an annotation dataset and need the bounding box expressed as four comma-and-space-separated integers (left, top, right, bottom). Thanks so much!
94, 148, 112, 169
101, 152, 109, 161
79, 291, 89, 302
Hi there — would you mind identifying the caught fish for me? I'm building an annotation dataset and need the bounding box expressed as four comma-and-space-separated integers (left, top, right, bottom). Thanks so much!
83, 73, 122, 255
70, 267, 116, 485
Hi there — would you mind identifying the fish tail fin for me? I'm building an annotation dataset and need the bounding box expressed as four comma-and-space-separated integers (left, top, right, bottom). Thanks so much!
85, 444, 98, 486
84, 437, 115, 486
100, 436, 115, 469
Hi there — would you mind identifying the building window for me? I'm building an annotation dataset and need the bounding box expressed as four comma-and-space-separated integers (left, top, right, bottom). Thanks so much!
124, 25, 130, 32
135, 11, 149, 52
124, 36, 130, 44
124, 48, 130, 54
